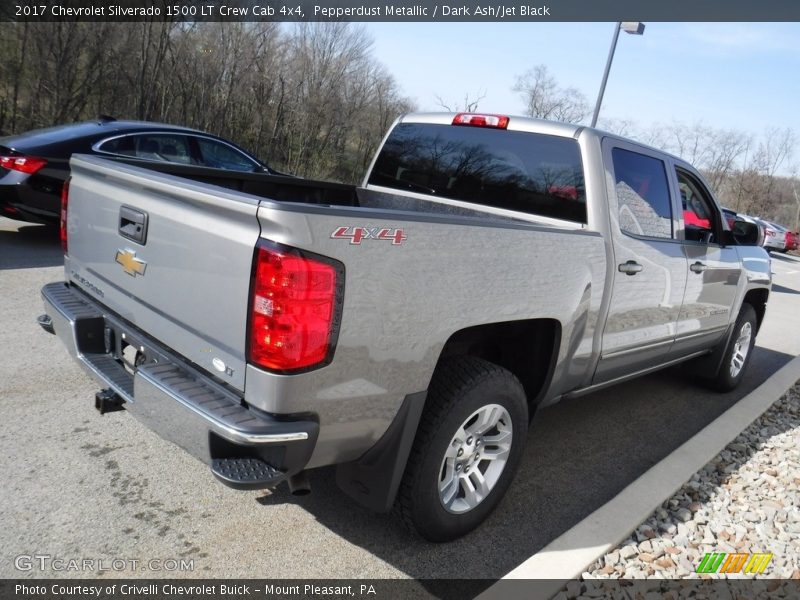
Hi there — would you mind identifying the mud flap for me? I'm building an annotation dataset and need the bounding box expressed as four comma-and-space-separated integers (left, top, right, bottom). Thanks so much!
335, 391, 426, 513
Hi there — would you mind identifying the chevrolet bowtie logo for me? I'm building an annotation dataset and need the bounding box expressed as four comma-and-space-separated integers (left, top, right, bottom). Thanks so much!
115, 249, 147, 277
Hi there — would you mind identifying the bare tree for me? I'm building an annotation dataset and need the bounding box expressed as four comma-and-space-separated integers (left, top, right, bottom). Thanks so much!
0, 22, 414, 184
596, 117, 638, 138
434, 89, 486, 112
512, 64, 589, 124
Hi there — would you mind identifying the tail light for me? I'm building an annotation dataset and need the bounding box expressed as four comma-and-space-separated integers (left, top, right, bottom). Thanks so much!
248, 241, 343, 372
452, 113, 510, 129
60, 178, 70, 254
0, 155, 47, 174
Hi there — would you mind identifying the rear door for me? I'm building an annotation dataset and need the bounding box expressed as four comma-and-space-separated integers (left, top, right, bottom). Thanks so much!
64, 155, 262, 392
594, 140, 688, 383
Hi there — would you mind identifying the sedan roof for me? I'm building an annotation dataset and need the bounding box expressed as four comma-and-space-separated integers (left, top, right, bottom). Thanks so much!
0, 119, 202, 153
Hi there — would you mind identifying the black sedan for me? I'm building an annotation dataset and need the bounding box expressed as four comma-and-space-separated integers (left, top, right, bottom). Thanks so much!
0, 117, 279, 224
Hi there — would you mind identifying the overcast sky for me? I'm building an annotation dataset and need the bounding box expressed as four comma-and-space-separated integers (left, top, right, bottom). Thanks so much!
364, 22, 800, 161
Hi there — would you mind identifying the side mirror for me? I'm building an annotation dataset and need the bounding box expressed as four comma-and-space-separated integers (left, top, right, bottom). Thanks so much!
730, 219, 760, 246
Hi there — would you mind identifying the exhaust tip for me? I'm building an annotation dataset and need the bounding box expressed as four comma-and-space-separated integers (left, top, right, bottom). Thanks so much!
287, 472, 311, 496
37, 314, 55, 334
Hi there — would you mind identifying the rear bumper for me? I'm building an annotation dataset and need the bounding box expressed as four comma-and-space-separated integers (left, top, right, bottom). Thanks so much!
0, 173, 60, 223
40, 281, 318, 489
763, 237, 785, 250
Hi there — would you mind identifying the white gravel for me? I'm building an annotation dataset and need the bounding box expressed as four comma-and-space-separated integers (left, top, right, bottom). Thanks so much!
582, 382, 800, 583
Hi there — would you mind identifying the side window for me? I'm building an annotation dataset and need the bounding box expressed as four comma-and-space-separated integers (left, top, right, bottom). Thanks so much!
195, 138, 259, 172
676, 169, 719, 244
612, 148, 673, 239
131, 134, 195, 165
98, 136, 136, 156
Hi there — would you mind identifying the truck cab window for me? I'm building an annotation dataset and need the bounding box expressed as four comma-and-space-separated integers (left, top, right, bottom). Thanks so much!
368, 123, 587, 223
611, 147, 673, 239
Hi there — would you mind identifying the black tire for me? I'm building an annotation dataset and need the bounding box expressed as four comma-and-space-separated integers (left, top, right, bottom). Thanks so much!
708, 303, 757, 392
395, 356, 528, 542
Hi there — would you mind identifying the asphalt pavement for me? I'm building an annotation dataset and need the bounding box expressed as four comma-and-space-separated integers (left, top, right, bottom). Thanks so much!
1, 216, 799, 582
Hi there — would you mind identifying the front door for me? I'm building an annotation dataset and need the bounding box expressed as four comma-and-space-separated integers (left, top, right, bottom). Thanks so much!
671, 166, 742, 356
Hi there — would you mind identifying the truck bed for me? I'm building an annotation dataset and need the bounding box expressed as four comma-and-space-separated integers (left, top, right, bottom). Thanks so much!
110, 156, 539, 225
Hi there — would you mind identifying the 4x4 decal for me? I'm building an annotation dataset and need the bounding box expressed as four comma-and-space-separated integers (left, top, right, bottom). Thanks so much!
331, 226, 407, 245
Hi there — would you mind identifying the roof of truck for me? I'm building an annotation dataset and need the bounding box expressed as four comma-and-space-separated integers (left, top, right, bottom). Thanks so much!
398, 112, 688, 165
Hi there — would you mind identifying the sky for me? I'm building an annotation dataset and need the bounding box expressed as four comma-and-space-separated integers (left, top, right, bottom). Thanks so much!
362, 22, 800, 169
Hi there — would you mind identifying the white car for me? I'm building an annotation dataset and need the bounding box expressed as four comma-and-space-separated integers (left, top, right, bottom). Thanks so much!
756, 218, 787, 252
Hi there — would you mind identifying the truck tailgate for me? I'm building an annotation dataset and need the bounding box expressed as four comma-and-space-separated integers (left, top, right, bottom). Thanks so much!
63, 155, 262, 392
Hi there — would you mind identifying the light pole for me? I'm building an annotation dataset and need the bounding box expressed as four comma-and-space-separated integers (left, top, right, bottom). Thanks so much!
591, 21, 645, 128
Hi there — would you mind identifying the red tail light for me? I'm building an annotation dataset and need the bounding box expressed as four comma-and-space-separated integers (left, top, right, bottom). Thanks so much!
452, 113, 510, 129
0, 155, 47, 174
248, 241, 343, 372
60, 179, 70, 254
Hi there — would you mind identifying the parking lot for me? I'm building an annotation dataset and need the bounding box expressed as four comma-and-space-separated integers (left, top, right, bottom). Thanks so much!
2, 215, 800, 581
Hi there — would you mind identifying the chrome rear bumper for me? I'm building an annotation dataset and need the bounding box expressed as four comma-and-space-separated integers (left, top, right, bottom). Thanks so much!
40, 281, 318, 489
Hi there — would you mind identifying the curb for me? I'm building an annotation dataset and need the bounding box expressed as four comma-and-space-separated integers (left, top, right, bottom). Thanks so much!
478, 353, 800, 600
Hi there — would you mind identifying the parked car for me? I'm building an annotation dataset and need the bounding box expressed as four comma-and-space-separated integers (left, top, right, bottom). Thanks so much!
769, 222, 798, 253
785, 229, 798, 252
0, 116, 281, 224
756, 219, 788, 253
39, 112, 770, 542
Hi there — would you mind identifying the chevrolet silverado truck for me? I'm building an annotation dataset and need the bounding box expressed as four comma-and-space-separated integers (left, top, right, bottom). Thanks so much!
39, 113, 771, 541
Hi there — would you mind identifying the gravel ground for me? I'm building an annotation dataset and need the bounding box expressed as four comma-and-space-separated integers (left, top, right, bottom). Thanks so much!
580, 382, 800, 584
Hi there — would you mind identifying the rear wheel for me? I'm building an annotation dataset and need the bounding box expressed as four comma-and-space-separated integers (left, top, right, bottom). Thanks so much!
396, 357, 527, 542
708, 303, 757, 392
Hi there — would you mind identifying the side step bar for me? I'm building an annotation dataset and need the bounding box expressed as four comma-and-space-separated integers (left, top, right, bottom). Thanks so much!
211, 457, 285, 490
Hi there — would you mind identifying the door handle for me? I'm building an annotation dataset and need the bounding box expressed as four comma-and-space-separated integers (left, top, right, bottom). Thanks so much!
618, 260, 643, 276
690, 261, 708, 274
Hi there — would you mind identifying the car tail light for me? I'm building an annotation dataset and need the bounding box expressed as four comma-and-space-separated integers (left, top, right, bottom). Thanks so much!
248, 241, 343, 372
60, 178, 70, 254
0, 155, 47, 174
452, 113, 510, 129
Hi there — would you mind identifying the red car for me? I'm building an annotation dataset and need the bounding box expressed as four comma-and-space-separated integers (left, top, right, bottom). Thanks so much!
785, 230, 798, 252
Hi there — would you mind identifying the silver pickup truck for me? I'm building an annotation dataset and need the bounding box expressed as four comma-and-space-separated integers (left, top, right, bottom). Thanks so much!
39, 113, 771, 541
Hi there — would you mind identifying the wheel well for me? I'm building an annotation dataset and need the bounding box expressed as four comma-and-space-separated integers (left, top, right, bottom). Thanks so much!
743, 288, 769, 332
436, 319, 561, 406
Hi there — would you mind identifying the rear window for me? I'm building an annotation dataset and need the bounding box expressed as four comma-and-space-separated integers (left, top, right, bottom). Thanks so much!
368, 123, 586, 223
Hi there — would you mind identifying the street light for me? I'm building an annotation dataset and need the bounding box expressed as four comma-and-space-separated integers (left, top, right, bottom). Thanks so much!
591, 21, 645, 128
